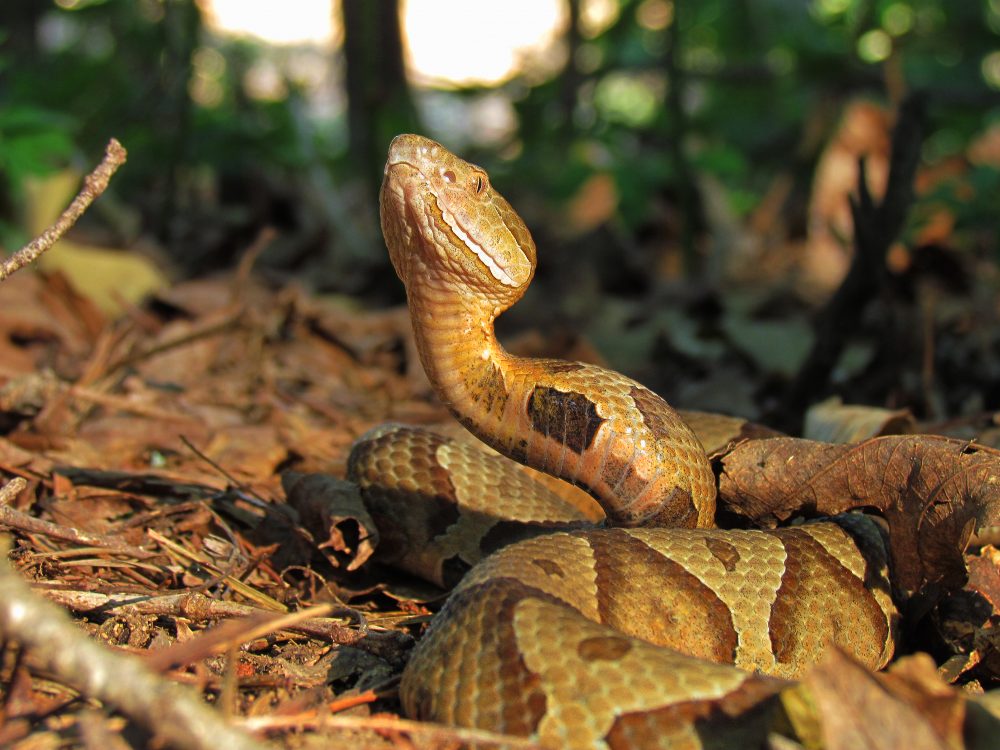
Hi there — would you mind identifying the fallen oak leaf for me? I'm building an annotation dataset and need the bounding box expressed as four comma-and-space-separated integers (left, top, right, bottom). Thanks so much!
880, 654, 969, 743
717, 436, 1000, 611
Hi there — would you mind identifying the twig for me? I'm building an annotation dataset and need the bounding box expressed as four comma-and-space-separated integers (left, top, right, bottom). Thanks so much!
142, 604, 335, 672
179, 434, 270, 506
0, 488, 160, 559
103, 305, 245, 374
0, 527, 269, 750
326, 689, 378, 714
67, 383, 205, 423
35, 588, 407, 658
241, 712, 543, 748
0, 139, 128, 282
233, 226, 277, 290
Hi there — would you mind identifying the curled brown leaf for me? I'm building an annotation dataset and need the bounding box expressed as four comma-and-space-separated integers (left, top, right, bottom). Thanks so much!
283, 472, 379, 571
717, 436, 1000, 608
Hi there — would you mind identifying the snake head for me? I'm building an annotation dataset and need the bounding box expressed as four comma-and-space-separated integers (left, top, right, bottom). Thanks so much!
381, 134, 536, 307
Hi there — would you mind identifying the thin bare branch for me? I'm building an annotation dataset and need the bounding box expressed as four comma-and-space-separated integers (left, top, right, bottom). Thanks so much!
0, 139, 128, 282
241, 712, 543, 749
36, 588, 408, 659
0, 493, 160, 559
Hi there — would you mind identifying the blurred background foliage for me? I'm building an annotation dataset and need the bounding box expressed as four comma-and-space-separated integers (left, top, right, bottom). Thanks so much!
1, 0, 999, 420
1, 0, 997, 277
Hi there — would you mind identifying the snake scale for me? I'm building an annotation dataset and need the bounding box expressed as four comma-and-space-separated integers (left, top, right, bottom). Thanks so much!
349, 134, 899, 749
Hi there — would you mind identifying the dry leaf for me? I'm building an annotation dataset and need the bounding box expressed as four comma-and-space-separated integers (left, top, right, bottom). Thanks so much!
804, 396, 915, 443
802, 650, 963, 750
283, 472, 378, 571
679, 408, 783, 456
718, 436, 1000, 607
24, 171, 167, 315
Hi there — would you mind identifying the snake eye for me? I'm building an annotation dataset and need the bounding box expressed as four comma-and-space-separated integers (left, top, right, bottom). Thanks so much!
473, 173, 486, 194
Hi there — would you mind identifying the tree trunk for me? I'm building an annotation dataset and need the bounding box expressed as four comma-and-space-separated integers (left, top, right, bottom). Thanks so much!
341, 0, 421, 197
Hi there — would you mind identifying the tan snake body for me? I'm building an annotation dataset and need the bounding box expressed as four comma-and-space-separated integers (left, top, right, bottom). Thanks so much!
352, 134, 899, 749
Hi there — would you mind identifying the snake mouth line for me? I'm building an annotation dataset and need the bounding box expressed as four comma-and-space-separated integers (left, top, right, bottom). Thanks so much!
386, 159, 518, 288
435, 198, 517, 287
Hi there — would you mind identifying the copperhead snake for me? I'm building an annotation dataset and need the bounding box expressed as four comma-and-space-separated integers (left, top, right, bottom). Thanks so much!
349, 134, 899, 749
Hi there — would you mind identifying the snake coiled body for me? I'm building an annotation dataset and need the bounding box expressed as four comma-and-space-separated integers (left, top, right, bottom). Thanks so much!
354, 134, 899, 749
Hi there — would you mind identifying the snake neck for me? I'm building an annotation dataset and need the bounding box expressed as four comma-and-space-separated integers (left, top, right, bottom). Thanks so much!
405, 274, 512, 432
405, 273, 717, 529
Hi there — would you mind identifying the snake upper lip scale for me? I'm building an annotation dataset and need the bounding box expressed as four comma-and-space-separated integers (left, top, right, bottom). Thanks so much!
358, 133, 900, 749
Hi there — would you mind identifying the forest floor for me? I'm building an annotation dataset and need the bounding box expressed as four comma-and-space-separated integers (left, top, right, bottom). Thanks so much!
0, 256, 998, 749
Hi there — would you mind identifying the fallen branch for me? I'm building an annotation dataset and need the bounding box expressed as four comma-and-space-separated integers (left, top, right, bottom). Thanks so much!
0, 495, 161, 559
0, 139, 127, 282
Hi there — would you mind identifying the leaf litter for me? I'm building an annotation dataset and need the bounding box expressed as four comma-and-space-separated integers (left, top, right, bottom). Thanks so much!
0, 263, 997, 749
